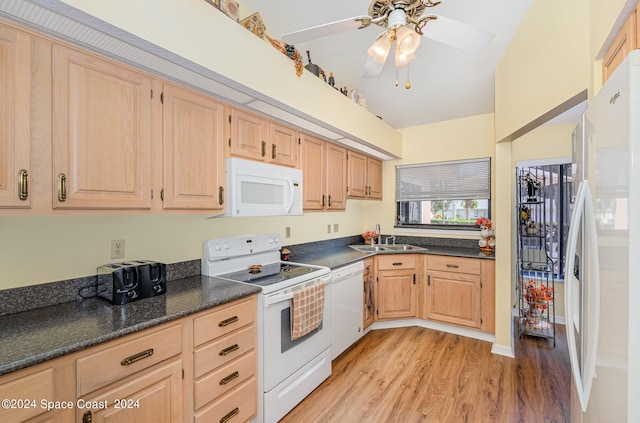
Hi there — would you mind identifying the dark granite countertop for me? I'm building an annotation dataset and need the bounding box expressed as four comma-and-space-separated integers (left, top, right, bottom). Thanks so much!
0, 275, 260, 376
291, 244, 494, 270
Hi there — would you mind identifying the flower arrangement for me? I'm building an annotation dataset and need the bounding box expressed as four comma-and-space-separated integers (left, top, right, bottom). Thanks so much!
362, 230, 379, 241
474, 217, 492, 229
524, 279, 553, 310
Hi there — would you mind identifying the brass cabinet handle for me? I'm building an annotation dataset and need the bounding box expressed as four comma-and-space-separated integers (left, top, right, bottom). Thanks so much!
446, 264, 460, 268
219, 344, 239, 356
82, 410, 93, 423
57, 173, 67, 202
272, 144, 276, 159
219, 186, 224, 205
392, 262, 403, 266
18, 169, 28, 200
322, 194, 325, 207
413, 273, 416, 284
328, 195, 332, 207
261, 141, 266, 157
220, 407, 239, 423
121, 348, 154, 366
428, 274, 431, 286
218, 315, 239, 327
219, 371, 240, 385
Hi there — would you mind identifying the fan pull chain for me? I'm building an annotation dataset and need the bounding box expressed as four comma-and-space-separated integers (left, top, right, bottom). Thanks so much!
395, 66, 399, 87
406, 64, 411, 89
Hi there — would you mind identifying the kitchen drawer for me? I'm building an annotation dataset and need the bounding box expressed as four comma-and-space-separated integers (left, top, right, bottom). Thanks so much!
77, 323, 182, 396
193, 324, 256, 379
376, 254, 416, 270
0, 368, 54, 423
194, 377, 257, 423
193, 297, 256, 347
427, 255, 480, 275
194, 350, 256, 410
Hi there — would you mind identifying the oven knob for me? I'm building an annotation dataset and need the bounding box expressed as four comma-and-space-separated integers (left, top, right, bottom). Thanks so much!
273, 236, 280, 244
223, 242, 230, 250
215, 243, 222, 251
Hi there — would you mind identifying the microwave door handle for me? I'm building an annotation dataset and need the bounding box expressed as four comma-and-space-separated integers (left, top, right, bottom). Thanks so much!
286, 175, 294, 214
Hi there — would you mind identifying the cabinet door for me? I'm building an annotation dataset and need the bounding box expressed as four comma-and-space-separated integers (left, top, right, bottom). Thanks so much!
229, 108, 268, 161
77, 360, 183, 423
162, 84, 225, 211
376, 269, 416, 319
52, 45, 152, 209
366, 157, 383, 199
269, 122, 299, 167
0, 25, 31, 208
427, 271, 481, 328
326, 143, 347, 210
300, 134, 326, 210
602, 8, 637, 82
363, 258, 374, 329
347, 151, 367, 198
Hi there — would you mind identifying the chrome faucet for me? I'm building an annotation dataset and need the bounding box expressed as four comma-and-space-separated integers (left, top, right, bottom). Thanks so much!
375, 223, 381, 245
385, 235, 396, 246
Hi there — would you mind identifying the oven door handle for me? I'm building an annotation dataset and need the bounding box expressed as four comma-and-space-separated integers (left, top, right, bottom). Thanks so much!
264, 292, 294, 307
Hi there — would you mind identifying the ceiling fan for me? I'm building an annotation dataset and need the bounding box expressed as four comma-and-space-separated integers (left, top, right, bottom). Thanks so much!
281, 0, 494, 83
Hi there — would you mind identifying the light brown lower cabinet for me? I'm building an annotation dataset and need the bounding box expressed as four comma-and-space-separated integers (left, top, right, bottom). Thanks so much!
372, 254, 495, 334
0, 295, 257, 423
375, 255, 419, 320
425, 255, 495, 333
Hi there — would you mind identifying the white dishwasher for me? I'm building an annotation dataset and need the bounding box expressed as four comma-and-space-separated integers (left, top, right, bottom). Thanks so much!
331, 260, 365, 359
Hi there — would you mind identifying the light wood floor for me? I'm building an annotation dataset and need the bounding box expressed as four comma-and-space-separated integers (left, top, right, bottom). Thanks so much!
280, 321, 570, 423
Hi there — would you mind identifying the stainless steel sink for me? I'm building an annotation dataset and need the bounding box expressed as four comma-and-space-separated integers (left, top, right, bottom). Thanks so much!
383, 244, 428, 251
349, 244, 428, 253
349, 245, 387, 252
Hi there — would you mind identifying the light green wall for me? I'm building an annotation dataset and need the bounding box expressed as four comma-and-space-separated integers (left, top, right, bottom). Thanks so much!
0, 203, 369, 289
494, 0, 590, 142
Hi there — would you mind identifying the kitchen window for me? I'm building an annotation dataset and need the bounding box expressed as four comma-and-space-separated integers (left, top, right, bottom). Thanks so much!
395, 158, 491, 230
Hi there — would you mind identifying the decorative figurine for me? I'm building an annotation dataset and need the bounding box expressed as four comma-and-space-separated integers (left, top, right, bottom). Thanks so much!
304, 50, 321, 77
340, 86, 348, 96
328, 72, 335, 87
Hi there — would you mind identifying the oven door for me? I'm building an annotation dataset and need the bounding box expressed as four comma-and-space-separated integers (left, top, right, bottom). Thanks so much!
262, 273, 332, 392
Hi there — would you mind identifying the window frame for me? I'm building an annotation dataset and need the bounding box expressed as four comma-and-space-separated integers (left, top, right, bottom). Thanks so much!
394, 157, 492, 231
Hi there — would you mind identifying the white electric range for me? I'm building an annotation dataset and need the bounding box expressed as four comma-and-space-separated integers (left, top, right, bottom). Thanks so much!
202, 234, 332, 423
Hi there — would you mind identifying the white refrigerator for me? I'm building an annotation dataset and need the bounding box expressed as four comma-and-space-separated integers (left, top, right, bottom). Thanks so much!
566, 50, 640, 422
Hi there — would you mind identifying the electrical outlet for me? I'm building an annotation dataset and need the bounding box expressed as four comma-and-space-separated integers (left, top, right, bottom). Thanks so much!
333, 223, 339, 232
111, 239, 125, 259
285, 227, 291, 238
327, 224, 331, 234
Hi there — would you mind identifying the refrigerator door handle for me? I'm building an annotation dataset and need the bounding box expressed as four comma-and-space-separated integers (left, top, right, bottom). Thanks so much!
564, 180, 600, 412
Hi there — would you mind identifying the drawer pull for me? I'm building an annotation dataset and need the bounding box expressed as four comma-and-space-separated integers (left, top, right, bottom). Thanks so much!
219, 371, 240, 385
392, 262, 403, 266
220, 407, 239, 423
120, 348, 154, 366
446, 264, 460, 269
218, 315, 239, 327
219, 344, 240, 356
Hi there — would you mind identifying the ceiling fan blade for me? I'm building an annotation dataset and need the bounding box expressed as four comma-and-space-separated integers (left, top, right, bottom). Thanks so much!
281, 15, 371, 45
362, 56, 386, 78
420, 14, 494, 53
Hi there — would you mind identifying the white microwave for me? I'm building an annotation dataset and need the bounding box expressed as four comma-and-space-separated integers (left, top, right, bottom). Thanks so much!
224, 158, 303, 217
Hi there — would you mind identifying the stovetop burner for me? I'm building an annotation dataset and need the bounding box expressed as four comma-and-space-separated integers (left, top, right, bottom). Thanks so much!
217, 262, 321, 287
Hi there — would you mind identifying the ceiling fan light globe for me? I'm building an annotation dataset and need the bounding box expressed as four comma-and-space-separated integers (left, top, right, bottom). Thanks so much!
367, 33, 392, 64
395, 50, 416, 68
396, 26, 421, 55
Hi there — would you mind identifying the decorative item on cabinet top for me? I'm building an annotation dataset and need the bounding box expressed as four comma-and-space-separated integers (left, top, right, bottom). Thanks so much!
474, 216, 495, 253
221, 0, 240, 21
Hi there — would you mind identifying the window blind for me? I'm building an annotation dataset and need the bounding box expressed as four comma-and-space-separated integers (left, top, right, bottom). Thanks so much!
396, 158, 491, 201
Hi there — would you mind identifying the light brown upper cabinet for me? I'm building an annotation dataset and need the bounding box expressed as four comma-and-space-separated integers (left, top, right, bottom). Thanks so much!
0, 24, 31, 209
347, 151, 382, 200
603, 6, 638, 82
228, 108, 299, 168
161, 84, 225, 211
52, 44, 153, 210
300, 134, 347, 211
